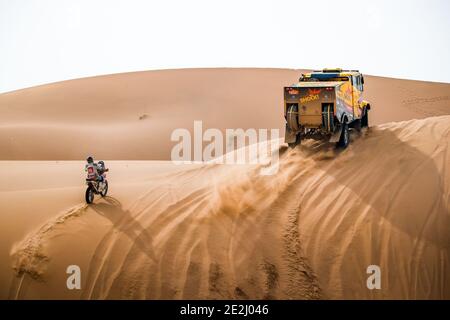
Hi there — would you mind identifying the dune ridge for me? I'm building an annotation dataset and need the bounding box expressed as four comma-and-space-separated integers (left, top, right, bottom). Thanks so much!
8, 204, 88, 299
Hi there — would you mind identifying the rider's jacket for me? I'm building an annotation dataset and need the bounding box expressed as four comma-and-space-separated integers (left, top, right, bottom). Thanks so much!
85, 163, 99, 180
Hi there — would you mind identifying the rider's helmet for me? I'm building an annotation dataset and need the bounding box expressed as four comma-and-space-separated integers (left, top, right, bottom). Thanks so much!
86, 156, 94, 164
98, 160, 105, 169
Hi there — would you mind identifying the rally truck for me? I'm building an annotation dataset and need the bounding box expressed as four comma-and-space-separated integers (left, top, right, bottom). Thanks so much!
284, 68, 371, 148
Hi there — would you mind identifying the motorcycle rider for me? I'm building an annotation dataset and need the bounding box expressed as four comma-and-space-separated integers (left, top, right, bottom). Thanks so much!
85, 156, 108, 182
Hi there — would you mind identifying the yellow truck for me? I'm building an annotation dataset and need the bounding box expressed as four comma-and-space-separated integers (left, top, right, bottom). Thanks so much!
284, 68, 371, 148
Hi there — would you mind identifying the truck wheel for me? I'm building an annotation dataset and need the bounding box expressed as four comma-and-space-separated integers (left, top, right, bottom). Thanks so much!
286, 104, 299, 131
288, 133, 301, 148
361, 109, 369, 128
338, 123, 349, 148
322, 104, 334, 132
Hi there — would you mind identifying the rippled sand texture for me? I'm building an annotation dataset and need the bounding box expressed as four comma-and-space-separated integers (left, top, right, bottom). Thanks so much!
2, 116, 449, 299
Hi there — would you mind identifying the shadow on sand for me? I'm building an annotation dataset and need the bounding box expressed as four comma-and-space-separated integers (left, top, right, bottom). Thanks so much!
90, 196, 156, 262
81, 196, 157, 298
291, 125, 449, 298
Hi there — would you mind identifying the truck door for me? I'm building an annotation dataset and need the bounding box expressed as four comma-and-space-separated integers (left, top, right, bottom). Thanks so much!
352, 75, 362, 118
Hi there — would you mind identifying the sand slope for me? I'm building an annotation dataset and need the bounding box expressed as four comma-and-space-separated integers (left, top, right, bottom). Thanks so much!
2, 116, 449, 299
1, 68, 449, 160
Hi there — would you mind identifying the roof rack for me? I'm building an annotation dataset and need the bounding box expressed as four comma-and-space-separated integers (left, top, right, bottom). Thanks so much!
311, 69, 360, 73
322, 68, 342, 73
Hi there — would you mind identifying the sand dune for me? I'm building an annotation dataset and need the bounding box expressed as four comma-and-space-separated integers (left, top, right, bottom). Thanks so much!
0, 69, 449, 300
1, 68, 449, 160
1, 116, 449, 299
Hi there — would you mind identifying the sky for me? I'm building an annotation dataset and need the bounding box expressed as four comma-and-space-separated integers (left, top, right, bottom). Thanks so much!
0, 0, 449, 93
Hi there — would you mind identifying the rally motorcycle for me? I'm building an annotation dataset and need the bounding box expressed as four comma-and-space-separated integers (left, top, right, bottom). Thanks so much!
85, 169, 108, 204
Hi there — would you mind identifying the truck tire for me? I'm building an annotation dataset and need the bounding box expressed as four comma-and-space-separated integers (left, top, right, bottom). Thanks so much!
322, 104, 334, 132
337, 122, 349, 148
361, 109, 369, 128
286, 104, 299, 131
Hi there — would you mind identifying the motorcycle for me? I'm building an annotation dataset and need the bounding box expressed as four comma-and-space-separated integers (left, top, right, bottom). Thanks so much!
85, 170, 108, 204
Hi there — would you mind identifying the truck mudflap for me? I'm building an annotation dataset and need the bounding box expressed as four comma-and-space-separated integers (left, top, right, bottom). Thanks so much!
328, 129, 341, 143
285, 124, 297, 143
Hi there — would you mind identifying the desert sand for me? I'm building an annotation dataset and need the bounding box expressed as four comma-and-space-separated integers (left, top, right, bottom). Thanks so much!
0, 68, 449, 299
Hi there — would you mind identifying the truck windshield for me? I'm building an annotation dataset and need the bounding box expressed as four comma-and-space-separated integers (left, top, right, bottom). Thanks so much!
322, 77, 349, 82
310, 76, 350, 82
301, 75, 350, 82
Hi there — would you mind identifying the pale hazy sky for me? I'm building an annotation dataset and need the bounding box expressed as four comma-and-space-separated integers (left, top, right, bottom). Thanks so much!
1, 0, 449, 93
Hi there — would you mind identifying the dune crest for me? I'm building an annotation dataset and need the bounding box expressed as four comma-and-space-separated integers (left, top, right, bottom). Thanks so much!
8, 204, 88, 298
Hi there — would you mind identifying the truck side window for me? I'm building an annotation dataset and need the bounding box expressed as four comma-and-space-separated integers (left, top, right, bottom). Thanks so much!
355, 76, 362, 91
352, 76, 358, 88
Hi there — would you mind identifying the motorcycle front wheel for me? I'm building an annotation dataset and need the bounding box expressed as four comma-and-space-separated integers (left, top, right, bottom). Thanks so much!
85, 185, 95, 204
